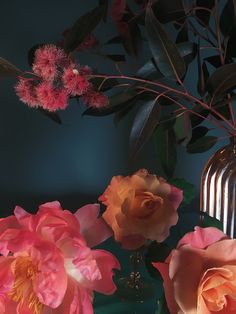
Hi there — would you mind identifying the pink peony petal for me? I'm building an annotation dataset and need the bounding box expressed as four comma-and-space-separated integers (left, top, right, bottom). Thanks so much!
152, 262, 178, 314
75, 204, 100, 233
31, 241, 67, 308
178, 226, 227, 249
82, 218, 112, 248
92, 249, 120, 295
169, 246, 205, 313
75, 204, 112, 247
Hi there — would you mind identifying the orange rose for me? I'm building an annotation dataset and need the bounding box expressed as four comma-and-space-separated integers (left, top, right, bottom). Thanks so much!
153, 227, 236, 314
99, 169, 183, 250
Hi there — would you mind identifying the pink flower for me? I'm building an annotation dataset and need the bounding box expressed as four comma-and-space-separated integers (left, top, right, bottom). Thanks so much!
36, 82, 69, 111
32, 45, 70, 81
99, 169, 183, 250
153, 227, 236, 314
15, 77, 39, 108
82, 91, 109, 109
62, 68, 90, 96
0, 201, 120, 313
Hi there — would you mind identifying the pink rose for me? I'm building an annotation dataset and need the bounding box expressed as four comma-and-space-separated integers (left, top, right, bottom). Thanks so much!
0, 201, 120, 313
153, 226, 236, 314
99, 169, 183, 250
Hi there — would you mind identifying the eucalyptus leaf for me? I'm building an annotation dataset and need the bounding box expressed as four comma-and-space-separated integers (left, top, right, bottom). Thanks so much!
195, 0, 214, 25
187, 135, 217, 153
190, 104, 209, 127
83, 89, 137, 116
200, 212, 223, 230
37, 108, 62, 124
174, 111, 192, 145
137, 42, 195, 79
64, 6, 105, 53
206, 64, 236, 105
152, 0, 185, 24
189, 126, 209, 144
0, 57, 22, 77
155, 126, 177, 178
145, 242, 171, 280
169, 178, 196, 206
156, 294, 170, 314
145, 6, 186, 79
220, 0, 236, 36
130, 99, 161, 159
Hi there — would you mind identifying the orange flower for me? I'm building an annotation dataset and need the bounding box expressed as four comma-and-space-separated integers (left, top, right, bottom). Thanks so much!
153, 227, 236, 314
99, 169, 183, 250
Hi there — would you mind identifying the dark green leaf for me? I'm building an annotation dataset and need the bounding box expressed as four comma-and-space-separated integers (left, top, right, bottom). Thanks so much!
106, 54, 126, 62
99, 0, 109, 22
176, 26, 188, 43
83, 89, 136, 116
136, 59, 163, 80
64, 6, 104, 53
200, 212, 223, 230
130, 99, 161, 159
105, 36, 123, 45
195, 0, 214, 25
157, 294, 170, 314
90, 77, 119, 92
197, 62, 209, 97
205, 55, 222, 68
189, 126, 209, 144
206, 64, 236, 105
155, 126, 177, 178
37, 108, 62, 124
121, 20, 142, 57
0, 57, 22, 77
145, 7, 186, 79
220, 0, 236, 35
159, 115, 176, 129
169, 178, 196, 206
190, 103, 209, 127
152, 0, 186, 24
145, 242, 171, 280
174, 111, 192, 145
113, 101, 135, 125
187, 135, 217, 153
137, 42, 194, 80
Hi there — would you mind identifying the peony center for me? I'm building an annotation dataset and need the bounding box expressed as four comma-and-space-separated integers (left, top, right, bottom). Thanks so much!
8, 256, 43, 314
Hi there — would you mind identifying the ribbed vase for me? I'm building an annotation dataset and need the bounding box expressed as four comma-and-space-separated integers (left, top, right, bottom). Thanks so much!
200, 137, 236, 238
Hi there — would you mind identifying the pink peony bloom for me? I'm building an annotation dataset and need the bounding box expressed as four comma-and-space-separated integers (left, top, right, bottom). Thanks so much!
15, 77, 39, 108
153, 227, 236, 314
62, 68, 91, 96
36, 82, 69, 111
32, 45, 70, 81
82, 91, 109, 109
0, 201, 120, 314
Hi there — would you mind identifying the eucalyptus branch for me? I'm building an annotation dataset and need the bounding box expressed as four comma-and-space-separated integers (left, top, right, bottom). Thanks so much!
90, 74, 236, 132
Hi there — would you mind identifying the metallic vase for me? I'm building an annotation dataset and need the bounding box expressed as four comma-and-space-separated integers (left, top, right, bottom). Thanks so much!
200, 137, 236, 238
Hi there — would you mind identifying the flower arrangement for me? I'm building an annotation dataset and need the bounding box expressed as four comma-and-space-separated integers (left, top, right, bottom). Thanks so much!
0, 0, 236, 313
2, 0, 236, 177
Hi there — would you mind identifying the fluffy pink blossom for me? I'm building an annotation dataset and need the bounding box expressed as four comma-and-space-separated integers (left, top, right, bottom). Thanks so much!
62, 68, 90, 96
32, 45, 70, 81
15, 77, 38, 108
0, 201, 120, 314
82, 91, 109, 109
36, 82, 69, 111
